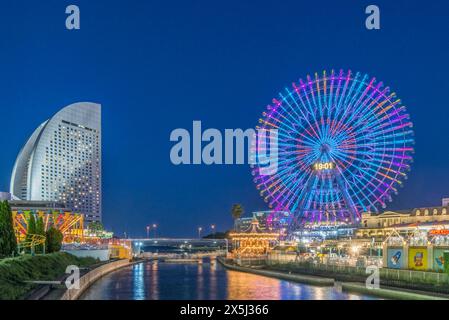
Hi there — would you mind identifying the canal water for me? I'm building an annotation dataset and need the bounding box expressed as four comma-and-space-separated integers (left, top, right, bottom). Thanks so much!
80, 261, 380, 300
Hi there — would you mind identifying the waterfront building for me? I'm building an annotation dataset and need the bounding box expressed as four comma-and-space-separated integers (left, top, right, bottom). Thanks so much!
292, 224, 357, 242
235, 210, 290, 232
357, 199, 449, 240
10, 102, 102, 222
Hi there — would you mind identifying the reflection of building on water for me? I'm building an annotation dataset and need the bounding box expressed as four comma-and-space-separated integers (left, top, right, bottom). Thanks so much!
132, 263, 145, 300
226, 270, 281, 300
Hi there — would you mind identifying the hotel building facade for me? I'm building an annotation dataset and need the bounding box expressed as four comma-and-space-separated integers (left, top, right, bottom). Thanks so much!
10, 102, 102, 222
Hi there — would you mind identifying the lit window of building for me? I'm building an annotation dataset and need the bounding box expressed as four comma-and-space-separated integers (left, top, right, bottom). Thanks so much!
10, 102, 102, 223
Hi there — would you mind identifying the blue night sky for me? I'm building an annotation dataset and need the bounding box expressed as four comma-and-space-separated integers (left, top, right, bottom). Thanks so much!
0, 1, 448, 237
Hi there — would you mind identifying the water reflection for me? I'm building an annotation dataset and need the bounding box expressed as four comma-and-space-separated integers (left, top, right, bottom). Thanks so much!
133, 263, 145, 300
80, 261, 379, 300
227, 270, 281, 299
196, 264, 203, 300
149, 261, 159, 300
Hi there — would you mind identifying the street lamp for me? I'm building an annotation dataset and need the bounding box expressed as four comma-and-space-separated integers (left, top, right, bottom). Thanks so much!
135, 241, 143, 256
198, 227, 203, 239
146, 225, 150, 239
152, 224, 157, 238
211, 224, 215, 238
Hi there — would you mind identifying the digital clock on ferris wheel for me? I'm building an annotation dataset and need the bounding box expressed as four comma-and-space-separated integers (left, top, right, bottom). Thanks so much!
312, 162, 336, 171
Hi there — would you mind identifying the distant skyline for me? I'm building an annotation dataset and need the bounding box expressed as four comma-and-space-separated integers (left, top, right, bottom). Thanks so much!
1, 1, 449, 238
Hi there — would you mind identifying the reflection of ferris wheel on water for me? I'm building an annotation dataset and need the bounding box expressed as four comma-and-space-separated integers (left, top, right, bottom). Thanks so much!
252, 70, 414, 229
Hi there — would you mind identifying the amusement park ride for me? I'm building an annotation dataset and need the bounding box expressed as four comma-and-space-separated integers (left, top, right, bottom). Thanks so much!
12, 209, 130, 258
17, 233, 46, 254
12, 210, 85, 243
230, 216, 278, 257
252, 70, 415, 236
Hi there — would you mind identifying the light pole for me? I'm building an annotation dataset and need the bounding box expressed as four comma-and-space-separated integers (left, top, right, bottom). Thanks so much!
211, 224, 215, 238
198, 227, 202, 239
146, 225, 150, 239
153, 224, 157, 238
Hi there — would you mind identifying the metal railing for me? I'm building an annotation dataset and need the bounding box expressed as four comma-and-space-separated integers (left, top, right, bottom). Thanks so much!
266, 253, 449, 287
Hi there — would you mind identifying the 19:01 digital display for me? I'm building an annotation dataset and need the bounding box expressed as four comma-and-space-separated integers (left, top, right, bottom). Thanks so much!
312, 162, 335, 171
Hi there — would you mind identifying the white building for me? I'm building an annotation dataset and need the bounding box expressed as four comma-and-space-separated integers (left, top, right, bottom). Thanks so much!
10, 102, 102, 222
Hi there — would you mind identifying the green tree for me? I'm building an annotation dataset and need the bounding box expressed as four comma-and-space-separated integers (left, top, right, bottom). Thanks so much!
45, 227, 63, 253
0, 201, 18, 257
87, 221, 104, 236
25, 214, 37, 238
24, 214, 37, 254
231, 204, 244, 231
35, 216, 46, 254
202, 231, 230, 239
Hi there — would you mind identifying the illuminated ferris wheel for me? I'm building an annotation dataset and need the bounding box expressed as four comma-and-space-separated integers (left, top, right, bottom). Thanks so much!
252, 70, 414, 228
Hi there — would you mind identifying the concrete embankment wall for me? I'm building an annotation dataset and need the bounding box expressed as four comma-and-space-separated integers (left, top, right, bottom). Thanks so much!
61, 259, 138, 300
218, 258, 334, 286
62, 249, 110, 262
266, 256, 449, 293
219, 258, 448, 300
341, 283, 448, 300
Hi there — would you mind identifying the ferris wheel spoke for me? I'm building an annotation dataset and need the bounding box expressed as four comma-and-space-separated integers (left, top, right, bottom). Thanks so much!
334, 159, 379, 211
350, 121, 413, 143
332, 151, 398, 204
351, 94, 398, 130
341, 76, 379, 128
298, 78, 324, 138
333, 70, 349, 120
335, 148, 406, 180
254, 70, 414, 226
286, 88, 323, 139
286, 172, 315, 212
336, 72, 362, 124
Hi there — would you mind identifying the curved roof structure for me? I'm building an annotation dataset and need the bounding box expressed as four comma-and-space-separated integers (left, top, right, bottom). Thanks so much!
10, 102, 102, 222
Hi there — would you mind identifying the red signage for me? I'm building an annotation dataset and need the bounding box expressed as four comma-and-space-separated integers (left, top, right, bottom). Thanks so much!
428, 229, 449, 236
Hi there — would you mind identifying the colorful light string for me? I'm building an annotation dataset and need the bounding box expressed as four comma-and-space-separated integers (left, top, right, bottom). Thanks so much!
252, 70, 414, 227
